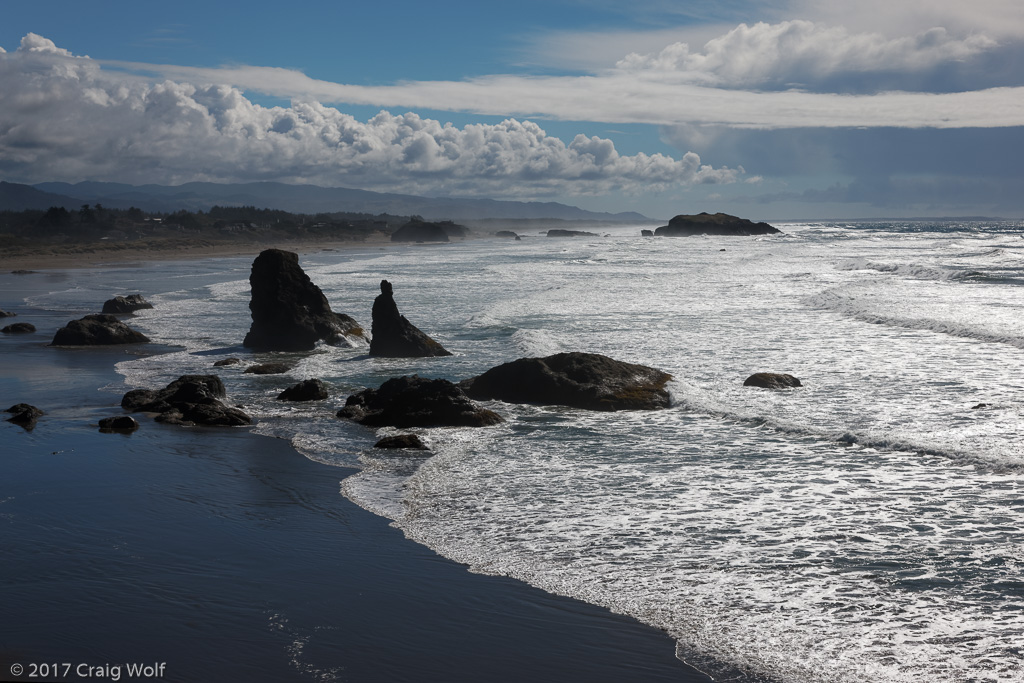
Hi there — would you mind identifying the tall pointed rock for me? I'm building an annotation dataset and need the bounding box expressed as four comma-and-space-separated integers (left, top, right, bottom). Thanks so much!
369, 280, 452, 357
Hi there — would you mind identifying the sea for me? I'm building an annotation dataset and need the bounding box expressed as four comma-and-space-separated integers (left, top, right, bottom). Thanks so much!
7, 220, 1024, 682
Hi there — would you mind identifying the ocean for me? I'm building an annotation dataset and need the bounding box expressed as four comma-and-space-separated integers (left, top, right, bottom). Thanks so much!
5, 220, 1024, 682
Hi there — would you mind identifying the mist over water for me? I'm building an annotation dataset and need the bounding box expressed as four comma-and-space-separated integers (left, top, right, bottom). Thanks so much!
32, 221, 1023, 682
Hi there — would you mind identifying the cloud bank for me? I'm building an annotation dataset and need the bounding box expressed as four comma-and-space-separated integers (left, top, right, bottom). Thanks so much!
0, 34, 737, 193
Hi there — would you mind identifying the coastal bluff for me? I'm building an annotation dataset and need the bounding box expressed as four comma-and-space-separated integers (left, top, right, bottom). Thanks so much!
655, 212, 780, 236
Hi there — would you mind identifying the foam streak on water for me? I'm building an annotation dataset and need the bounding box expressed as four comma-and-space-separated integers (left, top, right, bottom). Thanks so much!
92, 223, 1024, 682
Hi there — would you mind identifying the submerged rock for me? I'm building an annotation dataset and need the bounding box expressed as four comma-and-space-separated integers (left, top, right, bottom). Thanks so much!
2, 322, 35, 334
654, 212, 781, 237
244, 362, 291, 375
374, 434, 429, 450
369, 280, 452, 358
101, 294, 153, 315
120, 374, 251, 427
6, 403, 44, 430
243, 248, 365, 352
338, 375, 504, 428
743, 372, 802, 389
277, 379, 329, 402
213, 357, 242, 367
459, 352, 673, 411
98, 416, 140, 432
51, 314, 150, 345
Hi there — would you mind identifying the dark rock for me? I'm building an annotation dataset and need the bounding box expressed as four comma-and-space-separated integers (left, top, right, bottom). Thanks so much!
277, 379, 330, 402
213, 357, 242, 367
98, 416, 140, 432
369, 280, 452, 358
244, 362, 292, 375
51, 314, 150, 345
120, 374, 250, 427
971, 403, 992, 410
641, 229, 654, 237
460, 352, 673, 411
2, 322, 35, 334
654, 212, 781, 237
0, 310, 16, 317
390, 219, 451, 243
101, 294, 154, 315
243, 248, 365, 352
6, 403, 44, 430
11, 269, 36, 275
547, 229, 598, 237
338, 375, 504, 428
495, 230, 520, 239
743, 373, 802, 389
374, 434, 430, 450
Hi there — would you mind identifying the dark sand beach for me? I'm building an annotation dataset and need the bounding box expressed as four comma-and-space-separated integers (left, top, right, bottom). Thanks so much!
0, 262, 712, 683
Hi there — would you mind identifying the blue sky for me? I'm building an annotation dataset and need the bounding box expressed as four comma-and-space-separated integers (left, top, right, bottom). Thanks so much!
1, 0, 1022, 220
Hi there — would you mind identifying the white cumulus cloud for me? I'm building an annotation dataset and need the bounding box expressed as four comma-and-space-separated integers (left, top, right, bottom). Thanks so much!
0, 34, 739, 194
616, 21, 999, 90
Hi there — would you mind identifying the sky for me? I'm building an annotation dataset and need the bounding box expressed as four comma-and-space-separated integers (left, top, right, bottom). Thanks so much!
1, 0, 1022, 220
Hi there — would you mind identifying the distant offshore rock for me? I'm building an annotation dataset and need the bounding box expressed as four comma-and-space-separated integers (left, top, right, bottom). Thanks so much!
121, 374, 252, 427
743, 372, 802, 389
654, 213, 781, 237
338, 375, 504, 428
547, 229, 598, 238
243, 248, 365, 352
390, 218, 466, 243
0, 310, 16, 317
102, 294, 153, 315
369, 280, 452, 358
460, 352, 673, 411
2, 322, 35, 334
51, 314, 150, 346
495, 230, 521, 240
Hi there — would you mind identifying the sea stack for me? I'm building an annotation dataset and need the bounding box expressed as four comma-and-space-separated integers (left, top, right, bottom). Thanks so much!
369, 280, 452, 357
654, 213, 780, 236
243, 249, 365, 351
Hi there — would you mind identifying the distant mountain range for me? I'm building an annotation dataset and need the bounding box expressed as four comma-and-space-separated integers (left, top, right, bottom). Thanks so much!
0, 180, 650, 222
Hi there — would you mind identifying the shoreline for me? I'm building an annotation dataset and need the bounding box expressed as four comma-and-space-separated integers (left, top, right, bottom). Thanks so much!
0, 261, 714, 682
0, 234, 418, 271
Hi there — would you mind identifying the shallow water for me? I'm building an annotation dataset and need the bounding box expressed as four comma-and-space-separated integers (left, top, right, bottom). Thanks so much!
9, 221, 1024, 682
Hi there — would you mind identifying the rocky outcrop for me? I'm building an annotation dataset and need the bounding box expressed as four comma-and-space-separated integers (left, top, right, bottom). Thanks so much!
547, 229, 598, 237
98, 416, 140, 432
495, 230, 521, 240
337, 375, 504, 428
743, 373, 802, 389
213, 357, 241, 367
460, 352, 673, 411
641, 229, 654, 237
244, 362, 291, 375
0, 310, 16, 317
242, 249, 365, 351
369, 280, 452, 358
654, 213, 781, 237
2, 322, 35, 334
121, 375, 251, 426
6, 403, 43, 430
277, 379, 329, 402
101, 294, 153, 315
390, 219, 450, 243
51, 314, 150, 345
374, 434, 429, 450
